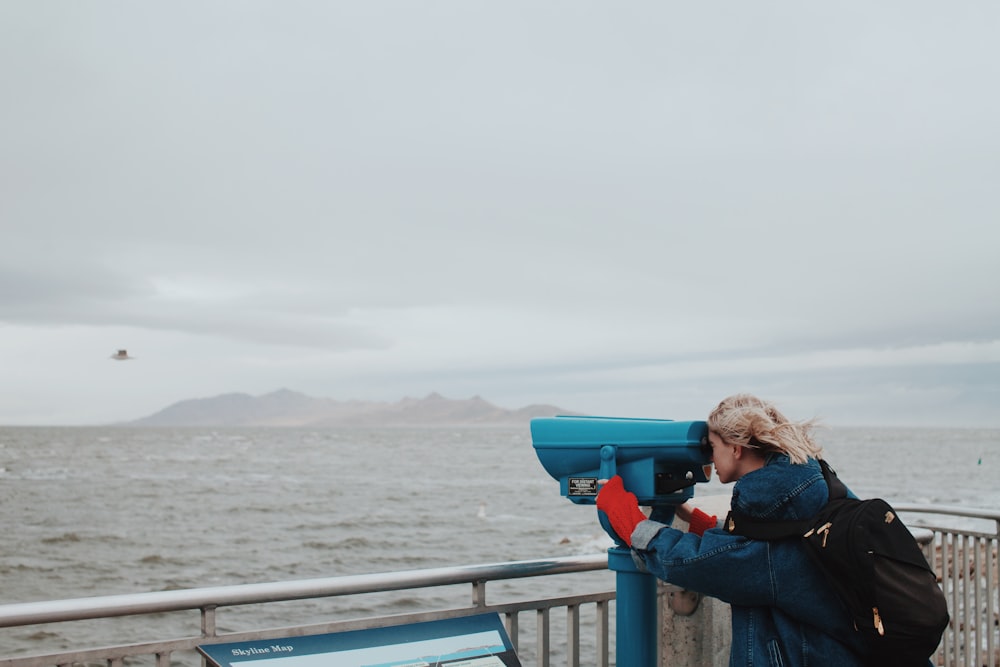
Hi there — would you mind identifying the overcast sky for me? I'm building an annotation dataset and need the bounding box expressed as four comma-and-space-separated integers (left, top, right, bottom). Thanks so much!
1, 2, 997, 427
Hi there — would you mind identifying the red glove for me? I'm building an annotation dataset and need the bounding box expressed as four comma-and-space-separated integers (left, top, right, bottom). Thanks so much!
687, 508, 718, 537
596, 476, 647, 546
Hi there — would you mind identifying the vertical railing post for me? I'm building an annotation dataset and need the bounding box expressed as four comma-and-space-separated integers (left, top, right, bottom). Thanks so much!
595, 599, 610, 667
946, 531, 956, 666
506, 611, 520, 653
566, 604, 580, 667
536, 608, 550, 667
201, 605, 217, 637
987, 535, 997, 667
962, 535, 971, 666
472, 580, 487, 607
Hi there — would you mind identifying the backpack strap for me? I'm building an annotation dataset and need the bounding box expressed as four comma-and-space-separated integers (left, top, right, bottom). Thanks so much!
819, 459, 848, 501
725, 459, 846, 539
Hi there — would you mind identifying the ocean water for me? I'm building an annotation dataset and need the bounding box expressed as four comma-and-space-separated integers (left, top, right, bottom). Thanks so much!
1, 425, 998, 659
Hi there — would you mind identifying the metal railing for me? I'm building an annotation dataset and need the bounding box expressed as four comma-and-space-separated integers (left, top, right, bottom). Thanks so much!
896, 504, 1000, 667
0, 555, 614, 667
2, 506, 998, 667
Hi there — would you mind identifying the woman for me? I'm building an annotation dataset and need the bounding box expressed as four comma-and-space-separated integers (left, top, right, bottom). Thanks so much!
597, 394, 867, 667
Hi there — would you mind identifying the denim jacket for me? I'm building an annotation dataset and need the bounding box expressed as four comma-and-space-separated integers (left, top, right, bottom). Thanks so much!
630, 455, 868, 667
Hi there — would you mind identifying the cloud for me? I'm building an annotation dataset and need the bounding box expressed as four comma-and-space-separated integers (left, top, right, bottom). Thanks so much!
0, 2, 998, 426
0, 263, 389, 351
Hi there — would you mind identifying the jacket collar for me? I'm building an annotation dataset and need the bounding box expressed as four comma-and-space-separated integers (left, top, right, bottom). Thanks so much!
730, 454, 827, 521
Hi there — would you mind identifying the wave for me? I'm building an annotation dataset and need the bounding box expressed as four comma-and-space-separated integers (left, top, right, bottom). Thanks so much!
40, 532, 83, 544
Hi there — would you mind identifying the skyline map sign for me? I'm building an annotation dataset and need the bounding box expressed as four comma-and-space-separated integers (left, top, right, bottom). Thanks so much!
198, 613, 521, 667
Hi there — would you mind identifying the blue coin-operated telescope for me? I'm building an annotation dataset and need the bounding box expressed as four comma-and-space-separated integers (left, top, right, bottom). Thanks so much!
530, 416, 712, 514
530, 416, 713, 667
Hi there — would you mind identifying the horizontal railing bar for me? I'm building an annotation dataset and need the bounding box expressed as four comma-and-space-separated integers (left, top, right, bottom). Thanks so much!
908, 525, 999, 541
2, 592, 616, 667
0, 554, 608, 629
894, 504, 1000, 523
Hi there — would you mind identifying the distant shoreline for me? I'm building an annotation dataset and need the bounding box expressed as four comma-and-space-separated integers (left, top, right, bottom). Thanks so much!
123, 389, 578, 428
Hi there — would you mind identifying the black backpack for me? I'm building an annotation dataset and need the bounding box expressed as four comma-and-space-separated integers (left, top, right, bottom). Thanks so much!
725, 460, 950, 667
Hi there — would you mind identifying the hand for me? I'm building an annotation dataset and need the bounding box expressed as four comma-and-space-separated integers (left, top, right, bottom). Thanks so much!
596, 476, 647, 546
676, 503, 718, 537
673, 502, 695, 524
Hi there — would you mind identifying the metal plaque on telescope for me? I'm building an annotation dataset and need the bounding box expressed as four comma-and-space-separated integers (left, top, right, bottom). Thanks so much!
568, 477, 599, 496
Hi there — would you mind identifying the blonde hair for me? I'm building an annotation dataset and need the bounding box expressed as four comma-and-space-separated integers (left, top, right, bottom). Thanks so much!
707, 393, 823, 465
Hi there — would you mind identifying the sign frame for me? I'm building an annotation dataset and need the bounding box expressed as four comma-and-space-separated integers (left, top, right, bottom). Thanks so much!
197, 612, 520, 667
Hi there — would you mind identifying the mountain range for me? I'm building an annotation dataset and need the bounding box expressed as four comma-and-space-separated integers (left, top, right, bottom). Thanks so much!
127, 389, 577, 427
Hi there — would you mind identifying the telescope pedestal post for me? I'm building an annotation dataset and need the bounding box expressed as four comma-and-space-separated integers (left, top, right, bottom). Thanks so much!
608, 546, 658, 667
